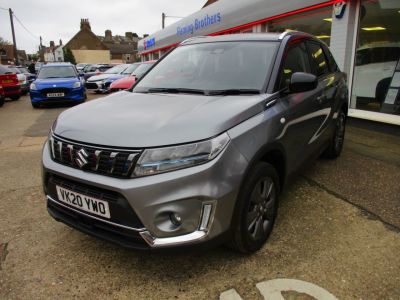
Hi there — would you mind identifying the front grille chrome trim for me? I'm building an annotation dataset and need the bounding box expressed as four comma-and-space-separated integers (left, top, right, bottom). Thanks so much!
49, 133, 142, 178
52, 133, 141, 152
47, 195, 146, 232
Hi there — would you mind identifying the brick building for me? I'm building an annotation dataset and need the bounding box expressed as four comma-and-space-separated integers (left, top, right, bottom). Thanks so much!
64, 19, 110, 64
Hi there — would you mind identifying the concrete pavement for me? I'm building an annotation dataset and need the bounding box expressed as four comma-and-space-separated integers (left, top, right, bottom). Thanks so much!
0, 95, 399, 299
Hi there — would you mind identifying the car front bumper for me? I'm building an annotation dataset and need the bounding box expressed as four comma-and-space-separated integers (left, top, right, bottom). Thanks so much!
42, 139, 249, 249
30, 88, 85, 103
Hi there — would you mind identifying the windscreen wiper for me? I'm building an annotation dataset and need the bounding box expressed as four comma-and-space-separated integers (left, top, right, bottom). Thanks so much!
206, 89, 261, 95
147, 88, 206, 95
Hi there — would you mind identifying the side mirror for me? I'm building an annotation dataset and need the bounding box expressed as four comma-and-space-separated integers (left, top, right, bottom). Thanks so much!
289, 72, 317, 93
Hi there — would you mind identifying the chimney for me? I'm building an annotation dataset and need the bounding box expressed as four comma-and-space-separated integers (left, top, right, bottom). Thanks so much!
80, 18, 91, 30
50, 41, 55, 48
59, 39, 62, 46
125, 32, 133, 40
104, 29, 112, 41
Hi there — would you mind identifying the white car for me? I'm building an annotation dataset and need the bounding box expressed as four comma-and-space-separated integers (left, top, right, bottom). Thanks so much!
352, 43, 400, 102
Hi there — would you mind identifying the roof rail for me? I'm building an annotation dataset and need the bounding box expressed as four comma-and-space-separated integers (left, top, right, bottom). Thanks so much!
180, 36, 208, 45
278, 31, 297, 40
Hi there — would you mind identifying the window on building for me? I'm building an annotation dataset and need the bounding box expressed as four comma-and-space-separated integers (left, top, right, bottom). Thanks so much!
351, 0, 400, 115
0, 49, 6, 56
268, 6, 332, 46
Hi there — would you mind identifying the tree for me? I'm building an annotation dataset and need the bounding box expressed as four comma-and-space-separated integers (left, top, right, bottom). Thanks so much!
63, 47, 76, 64
0, 36, 11, 46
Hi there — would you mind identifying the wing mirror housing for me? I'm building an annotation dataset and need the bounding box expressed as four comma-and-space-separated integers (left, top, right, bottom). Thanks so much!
289, 72, 318, 93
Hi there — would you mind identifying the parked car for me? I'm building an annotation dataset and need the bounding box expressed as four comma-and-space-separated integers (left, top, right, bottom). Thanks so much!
353, 43, 400, 104
16, 66, 36, 84
85, 64, 129, 93
29, 63, 86, 108
6, 66, 29, 95
0, 65, 21, 101
0, 85, 5, 107
109, 61, 156, 93
43, 32, 348, 253
76, 63, 89, 71
35, 61, 45, 73
98, 63, 142, 93
82, 64, 114, 81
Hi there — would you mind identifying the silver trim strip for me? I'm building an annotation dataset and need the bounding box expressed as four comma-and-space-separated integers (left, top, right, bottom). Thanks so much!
52, 133, 142, 153
140, 230, 207, 247
139, 202, 215, 248
46, 195, 145, 232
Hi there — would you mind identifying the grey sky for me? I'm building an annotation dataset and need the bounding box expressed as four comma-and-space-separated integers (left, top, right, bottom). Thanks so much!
0, 0, 205, 54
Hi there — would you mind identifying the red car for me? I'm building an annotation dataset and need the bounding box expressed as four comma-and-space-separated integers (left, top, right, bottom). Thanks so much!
0, 85, 5, 107
109, 60, 157, 93
0, 65, 21, 101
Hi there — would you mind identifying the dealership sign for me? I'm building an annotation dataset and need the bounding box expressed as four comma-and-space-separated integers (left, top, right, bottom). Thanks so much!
177, 12, 222, 36
143, 37, 156, 50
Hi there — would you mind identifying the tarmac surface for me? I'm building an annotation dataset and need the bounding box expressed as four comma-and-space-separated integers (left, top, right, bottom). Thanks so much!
0, 94, 399, 299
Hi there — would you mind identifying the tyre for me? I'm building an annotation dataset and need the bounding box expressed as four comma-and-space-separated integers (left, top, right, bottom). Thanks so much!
10, 95, 20, 101
0, 96, 4, 107
31, 102, 40, 108
321, 109, 346, 159
230, 162, 280, 253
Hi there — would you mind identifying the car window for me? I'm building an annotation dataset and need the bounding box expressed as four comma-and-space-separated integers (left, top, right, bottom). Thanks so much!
307, 41, 330, 77
38, 66, 77, 79
135, 41, 279, 92
0, 65, 11, 74
322, 44, 339, 72
279, 42, 311, 90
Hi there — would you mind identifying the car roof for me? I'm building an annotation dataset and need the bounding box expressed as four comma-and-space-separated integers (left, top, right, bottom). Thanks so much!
42, 63, 74, 67
179, 31, 314, 46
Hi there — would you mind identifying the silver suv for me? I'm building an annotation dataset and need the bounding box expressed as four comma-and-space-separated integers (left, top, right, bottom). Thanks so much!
42, 32, 348, 253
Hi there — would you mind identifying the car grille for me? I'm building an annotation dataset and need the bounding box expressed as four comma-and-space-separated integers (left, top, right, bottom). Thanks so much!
49, 134, 142, 178
85, 82, 99, 89
4, 86, 20, 92
41, 88, 70, 96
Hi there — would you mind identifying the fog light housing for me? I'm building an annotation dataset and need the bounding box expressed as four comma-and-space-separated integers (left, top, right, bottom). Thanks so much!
170, 213, 182, 226
199, 204, 213, 231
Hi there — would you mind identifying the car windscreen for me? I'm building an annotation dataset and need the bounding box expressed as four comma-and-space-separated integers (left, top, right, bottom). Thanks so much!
132, 63, 154, 77
17, 67, 29, 73
134, 41, 279, 93
104, 65, 128, 74
122, 64, 140, 75
38, 66, 77, 79
8, 67, 21, 74
0, 65, 12, 74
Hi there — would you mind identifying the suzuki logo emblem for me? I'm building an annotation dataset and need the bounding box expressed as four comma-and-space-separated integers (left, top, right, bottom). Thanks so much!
75, 148, 89, 168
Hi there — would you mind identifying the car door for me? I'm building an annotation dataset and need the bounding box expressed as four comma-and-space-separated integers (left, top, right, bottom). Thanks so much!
275, 41, 324, 174
306, 41, 341, 150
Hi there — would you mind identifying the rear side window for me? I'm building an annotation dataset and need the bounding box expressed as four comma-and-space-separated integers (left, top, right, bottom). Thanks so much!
307, 41, 330, 77
279, 42, 311, 90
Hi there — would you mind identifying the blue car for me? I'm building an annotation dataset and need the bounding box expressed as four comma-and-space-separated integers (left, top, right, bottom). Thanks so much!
30, 63, 86, 108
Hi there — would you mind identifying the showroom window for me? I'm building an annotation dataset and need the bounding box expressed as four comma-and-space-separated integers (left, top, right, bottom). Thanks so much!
268, 6, 333, 45
351, 0, 400, 115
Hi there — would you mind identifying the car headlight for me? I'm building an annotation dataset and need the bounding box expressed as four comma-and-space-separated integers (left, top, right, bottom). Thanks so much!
30, 83, 37, 90
73, 82, 81, 88
134, 132, 230, 176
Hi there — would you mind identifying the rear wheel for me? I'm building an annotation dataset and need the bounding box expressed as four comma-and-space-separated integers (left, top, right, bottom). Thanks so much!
230, 162, 280, 253
31, 102, 40, 108
0, 96, 4, 107
321, 109, 346, 159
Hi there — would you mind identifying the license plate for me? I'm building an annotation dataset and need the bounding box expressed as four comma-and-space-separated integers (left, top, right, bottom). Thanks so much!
47, 92, 64, 97
1, 79, 13, 84
56, 186, 110, 219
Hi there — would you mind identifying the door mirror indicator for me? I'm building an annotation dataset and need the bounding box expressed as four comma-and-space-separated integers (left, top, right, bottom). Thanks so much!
289, 72, 318, 93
